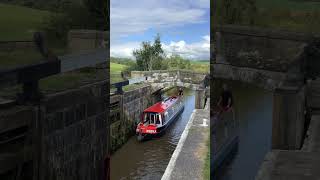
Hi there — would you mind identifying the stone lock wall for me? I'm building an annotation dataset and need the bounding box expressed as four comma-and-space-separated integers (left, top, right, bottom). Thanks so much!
0, 80, 109, 180
109, 85, 159, 153
0, 106, 36, 180
39, 80, 108, 180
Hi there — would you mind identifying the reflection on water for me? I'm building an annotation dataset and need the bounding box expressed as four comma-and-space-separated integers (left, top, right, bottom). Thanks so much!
111, 88, 195, 180
216, 82, 273, 180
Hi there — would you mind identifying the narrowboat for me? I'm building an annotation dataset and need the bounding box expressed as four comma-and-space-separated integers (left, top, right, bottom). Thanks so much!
136, 96, 184, 141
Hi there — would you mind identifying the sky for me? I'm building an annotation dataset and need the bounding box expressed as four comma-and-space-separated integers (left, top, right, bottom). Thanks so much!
110, 0, 210, 60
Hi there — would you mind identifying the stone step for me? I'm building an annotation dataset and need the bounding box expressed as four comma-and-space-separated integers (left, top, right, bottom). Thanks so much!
255, 151, 320, 180
302, 115, 320, 152
308, 79, 320, 87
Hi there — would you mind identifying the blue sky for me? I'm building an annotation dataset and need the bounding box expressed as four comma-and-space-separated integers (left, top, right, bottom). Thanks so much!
110, 0, 210, 60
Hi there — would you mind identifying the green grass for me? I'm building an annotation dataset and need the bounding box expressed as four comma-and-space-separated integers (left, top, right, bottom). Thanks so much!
110, 62, 128, 84
203, 136, 210, 180
123, 83, 147, 92
0, 65, 107, 98
0, 3, 108, 96
216, 0, 320, 32
190, 61, 210, 73
39, 70, 96, 93
190, 60, 210, 65
110, 62, 127, 73
0, 3, 51, 41
0, 50, 43, 70
256, 0, 320, 11
0, 3, 68, 70
255, 0, 320, 32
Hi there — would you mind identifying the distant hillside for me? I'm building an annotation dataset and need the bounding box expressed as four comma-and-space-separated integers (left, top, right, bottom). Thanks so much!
190, 60, 210, 64
0, 0, 81, 11
215, 0, 320, 32
0, 3, 50, 41
0, 0, 108, 31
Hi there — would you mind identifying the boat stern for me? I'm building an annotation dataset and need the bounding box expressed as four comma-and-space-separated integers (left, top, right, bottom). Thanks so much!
136, 123, 158, 141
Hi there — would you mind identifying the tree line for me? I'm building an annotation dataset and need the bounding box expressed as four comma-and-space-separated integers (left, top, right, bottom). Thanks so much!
111, 34, 210, 74
131, 34, 192, 71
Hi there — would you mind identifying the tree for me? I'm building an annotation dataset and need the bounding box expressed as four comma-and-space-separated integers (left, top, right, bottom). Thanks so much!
165, 54, 191, 70
133, 34, 165, 71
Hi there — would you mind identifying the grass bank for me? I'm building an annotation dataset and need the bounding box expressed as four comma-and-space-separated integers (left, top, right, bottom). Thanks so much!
110, 62, 127, 84
0, 3, 67, 69
0, 3, 50, 41
0, 64, 107, 99
215, 0, 320, 32
203, 134, 210, 180
190, 61, 210, 73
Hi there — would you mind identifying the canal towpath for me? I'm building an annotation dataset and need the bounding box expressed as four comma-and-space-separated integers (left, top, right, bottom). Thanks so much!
162, 99, 210, 180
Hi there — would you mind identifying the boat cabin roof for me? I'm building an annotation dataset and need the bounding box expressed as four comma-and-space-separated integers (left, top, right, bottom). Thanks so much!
143, 96, 178, 113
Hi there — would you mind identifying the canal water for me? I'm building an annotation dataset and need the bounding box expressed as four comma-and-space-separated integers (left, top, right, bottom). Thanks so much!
111, 88, 195, 180
215, 82, 273, 180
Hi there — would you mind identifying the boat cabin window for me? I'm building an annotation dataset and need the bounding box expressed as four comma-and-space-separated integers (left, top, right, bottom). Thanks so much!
156, 114, 161, 125
143, 113, 162, 125
150, 114, 156, 124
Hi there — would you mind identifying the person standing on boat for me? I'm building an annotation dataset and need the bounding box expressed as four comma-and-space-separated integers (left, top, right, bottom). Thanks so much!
217, 84, 233, 112
178, 87, 184, 96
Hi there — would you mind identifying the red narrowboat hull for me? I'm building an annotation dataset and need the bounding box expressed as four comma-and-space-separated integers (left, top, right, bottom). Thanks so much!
136, 96, 184, 141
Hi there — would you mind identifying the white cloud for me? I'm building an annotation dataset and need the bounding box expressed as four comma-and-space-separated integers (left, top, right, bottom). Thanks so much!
111, 35, 210, 60
163, 35, 210, 60
111, 0, 209, 41
110, 0, 210, 60
110, 42, 140, 59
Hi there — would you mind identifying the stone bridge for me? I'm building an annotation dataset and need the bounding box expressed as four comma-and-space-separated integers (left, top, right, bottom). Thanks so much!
213, 25, 320, 90
213, 25, 320, 149
131, 69, 209, 90
212, 25, 320, 179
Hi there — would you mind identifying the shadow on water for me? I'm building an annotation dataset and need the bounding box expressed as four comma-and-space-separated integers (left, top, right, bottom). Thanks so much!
215, 82, 273, 180
111, 88, 195, 180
